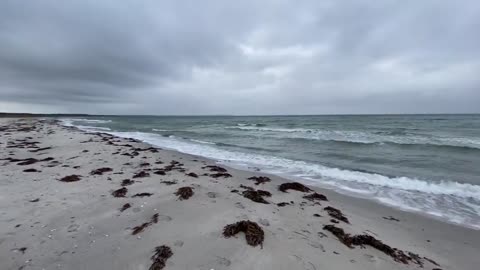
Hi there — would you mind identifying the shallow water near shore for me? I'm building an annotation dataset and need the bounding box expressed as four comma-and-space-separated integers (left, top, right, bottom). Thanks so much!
60, 114, 480, 229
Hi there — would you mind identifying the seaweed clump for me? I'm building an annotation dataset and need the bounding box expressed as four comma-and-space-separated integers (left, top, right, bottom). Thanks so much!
277, 202, 292, 207
121, 179, 134, 186
303, 192, 328, 202
223, 220, 264, 247
203, 165, 232, 178
149, 245, 173, 270
112, 187, 128, 198
90, 167, 113, 175
279, 182, 312, 193
247, 176, 271, 185
323, 225, 413, 264
59, 175, 81, 182
133, 171, 150, 178
132, 213, 159, 235
120, 203, 131, 212
160, 180, 177, 185
210, 172, 232, 178
242, 189, 271, 204
175, 187, 194, 200
132, 192, 153, 198
324, 206, 350, 224
203, 165, 227, 172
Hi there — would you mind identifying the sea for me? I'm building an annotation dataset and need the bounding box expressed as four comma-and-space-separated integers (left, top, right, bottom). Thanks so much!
60, 114, 480, 229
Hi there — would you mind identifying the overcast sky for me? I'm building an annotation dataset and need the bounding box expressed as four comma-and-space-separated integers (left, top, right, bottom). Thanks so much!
0, 0, 479, 115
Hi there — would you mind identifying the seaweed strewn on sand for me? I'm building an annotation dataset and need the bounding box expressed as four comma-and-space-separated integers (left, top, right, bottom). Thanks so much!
223, 220, 264, 247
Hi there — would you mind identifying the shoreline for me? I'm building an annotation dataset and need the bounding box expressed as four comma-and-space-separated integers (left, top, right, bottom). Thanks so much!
1, 118, 478, 269
68, 119, 480, 231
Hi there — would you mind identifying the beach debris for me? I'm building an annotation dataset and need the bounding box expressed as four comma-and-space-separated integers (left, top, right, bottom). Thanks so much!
134, 147, 159, 153
46, 160, 61, 167
279, 182, 312, 193
133, 171, 150, 178
277, 202, 292, 207
12, 247, 27, 254
59, 175, 81, 182
112, 187, 128, 198
139, 162, 150, 167
132, 213, 159, 235
210, 172, 232, 178
223, 220, 264, 247
149, 245, 173, 270
322, 224, 431, 265
175, 187, 194, 200
303, 192, 328, 202
186, 172, 198, 178
247, 176, 271, 185
240, 186, 271, 204
132, 192, 153, 198
408, 252, 425, 267
153, 170, 166, 175
324, 206, 350, 224
23, 168, 39, 172
120, 203, 131, 212
156, 160, 184, 173
242, 190, 271, 204
29, 198, 40, 202
121, 151, 140, 158
90, 167, 113, 175
202, 165, 232, 178
15, 157, 54, 165
423, 256, 440, 267
160, 180, 177, 185
383, 216, 400, 222
29, 146, 52, 153
203, 165, 227, 172
121, 179, 135, 186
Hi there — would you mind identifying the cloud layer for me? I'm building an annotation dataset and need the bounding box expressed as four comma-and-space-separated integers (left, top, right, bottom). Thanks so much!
1, 0, 479, 114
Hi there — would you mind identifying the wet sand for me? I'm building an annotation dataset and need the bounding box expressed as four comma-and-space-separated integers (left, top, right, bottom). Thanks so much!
0, 118, 478, 270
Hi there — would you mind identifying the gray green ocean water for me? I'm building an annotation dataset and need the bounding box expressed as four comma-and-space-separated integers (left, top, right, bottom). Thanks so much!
61, 115, 480, 228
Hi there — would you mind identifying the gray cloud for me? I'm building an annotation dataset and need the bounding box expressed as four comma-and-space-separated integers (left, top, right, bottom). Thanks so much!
0, 0, 479, 114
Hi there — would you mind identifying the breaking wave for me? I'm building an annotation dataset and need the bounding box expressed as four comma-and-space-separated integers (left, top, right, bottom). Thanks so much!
227, 126, 480, 150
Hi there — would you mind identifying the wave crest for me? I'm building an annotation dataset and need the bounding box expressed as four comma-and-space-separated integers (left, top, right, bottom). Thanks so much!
226, 126, 480, 149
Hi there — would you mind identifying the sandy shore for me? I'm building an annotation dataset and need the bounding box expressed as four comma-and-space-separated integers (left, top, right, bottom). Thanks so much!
0, 118, 478, 270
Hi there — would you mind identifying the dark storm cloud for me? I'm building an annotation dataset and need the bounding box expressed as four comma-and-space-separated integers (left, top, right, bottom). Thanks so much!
0, 0, 479, 114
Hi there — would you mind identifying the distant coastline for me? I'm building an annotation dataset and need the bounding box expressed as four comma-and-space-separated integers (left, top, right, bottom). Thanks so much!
1, 112, 479, 118
0, 112, 90, 118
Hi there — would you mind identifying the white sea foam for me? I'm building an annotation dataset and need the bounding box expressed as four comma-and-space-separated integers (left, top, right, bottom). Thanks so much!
60, 118, 112, 126
227, 126, 480, 149
152, 128, 175, 132
107, 131, 480, 198
60, 119, 74, 126
190, 139, 216, 145
60, 119, 112, 130
75, 125, 112, 131
69, 118, 112, 124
